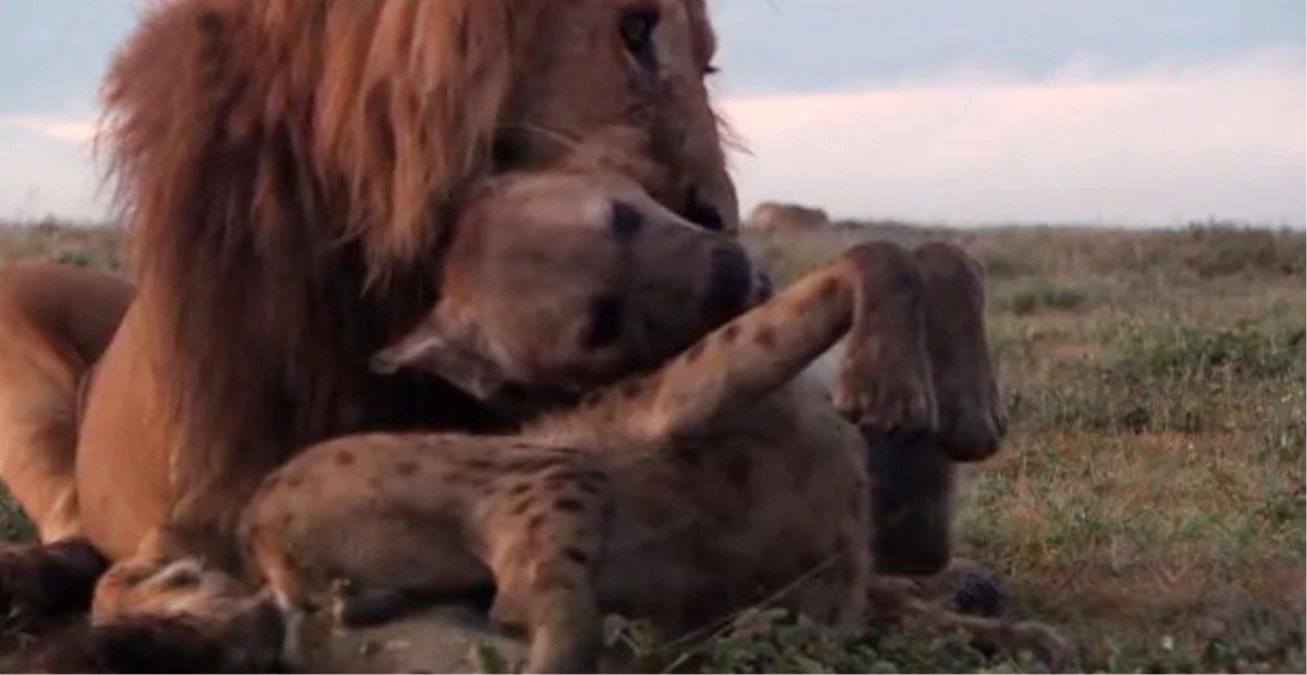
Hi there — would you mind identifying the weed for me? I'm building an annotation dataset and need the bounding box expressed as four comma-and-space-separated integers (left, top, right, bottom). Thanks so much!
1003, 284, 1090, 316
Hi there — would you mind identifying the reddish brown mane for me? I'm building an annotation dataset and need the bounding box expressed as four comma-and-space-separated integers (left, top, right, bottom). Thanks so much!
97, 0, 529, 542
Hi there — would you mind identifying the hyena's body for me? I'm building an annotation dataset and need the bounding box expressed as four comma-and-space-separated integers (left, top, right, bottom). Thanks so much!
243, 241, 1023, 673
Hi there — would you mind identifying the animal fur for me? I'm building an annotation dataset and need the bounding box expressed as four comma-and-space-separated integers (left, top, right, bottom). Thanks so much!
0, 0, 737, 657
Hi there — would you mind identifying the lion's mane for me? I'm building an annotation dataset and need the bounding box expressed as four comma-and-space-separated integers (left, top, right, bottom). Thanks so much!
99, 0, 538, 539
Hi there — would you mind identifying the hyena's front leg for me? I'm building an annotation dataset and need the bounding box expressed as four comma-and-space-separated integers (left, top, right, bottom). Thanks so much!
913, 241, 1006, 462
870, 242, 1005, 576
601, 240, 936, 441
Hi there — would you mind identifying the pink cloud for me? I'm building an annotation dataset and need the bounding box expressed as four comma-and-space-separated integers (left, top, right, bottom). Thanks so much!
0, 115, 98, 143
719, 46, 1306, 226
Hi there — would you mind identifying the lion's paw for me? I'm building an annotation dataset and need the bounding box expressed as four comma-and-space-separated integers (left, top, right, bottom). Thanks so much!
32, 617, 240, 674
0, 538, 106, 624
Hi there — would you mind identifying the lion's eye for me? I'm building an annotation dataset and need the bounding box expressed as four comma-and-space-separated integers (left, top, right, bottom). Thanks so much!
619, 9, 659, 61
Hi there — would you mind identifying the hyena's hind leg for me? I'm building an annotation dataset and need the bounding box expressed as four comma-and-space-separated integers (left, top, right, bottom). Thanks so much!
243, 440, 615, 674
478, 456, 613, 673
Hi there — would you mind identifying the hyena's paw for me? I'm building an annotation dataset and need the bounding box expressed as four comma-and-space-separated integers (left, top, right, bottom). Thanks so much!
832, 242, 939, 439
833, 338, 938, 440
933, 363, 1006, 462
914, 241, 1006, 462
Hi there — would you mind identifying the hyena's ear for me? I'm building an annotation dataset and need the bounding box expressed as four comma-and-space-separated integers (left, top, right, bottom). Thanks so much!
370, 314, 510, 402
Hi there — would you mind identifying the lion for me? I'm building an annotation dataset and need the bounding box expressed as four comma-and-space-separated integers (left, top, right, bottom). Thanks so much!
0, 0, 741, 619
36, 171, 1060, 673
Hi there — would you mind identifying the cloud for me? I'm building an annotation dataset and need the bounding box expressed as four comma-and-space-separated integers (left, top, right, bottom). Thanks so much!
0, 46, 1302, 227
0, 114, 104, 220
719, 45, 1306, 227
0, 132, 106, 222
0, 114, 97, 143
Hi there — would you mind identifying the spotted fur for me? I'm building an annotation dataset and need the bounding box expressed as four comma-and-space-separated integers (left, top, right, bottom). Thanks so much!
232, 177, 1060, 672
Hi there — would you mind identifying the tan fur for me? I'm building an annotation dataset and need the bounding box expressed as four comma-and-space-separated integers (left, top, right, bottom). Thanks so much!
0, 264, 132, 544
0, 265, 128, 624
77, 0, 739, 571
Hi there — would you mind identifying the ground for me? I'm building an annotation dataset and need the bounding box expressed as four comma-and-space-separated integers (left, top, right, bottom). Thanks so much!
1, 218, 1303, 673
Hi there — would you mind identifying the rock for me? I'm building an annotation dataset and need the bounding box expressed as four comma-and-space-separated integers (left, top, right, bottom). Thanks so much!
291, 604, 527, 673
745, 202, 831, 232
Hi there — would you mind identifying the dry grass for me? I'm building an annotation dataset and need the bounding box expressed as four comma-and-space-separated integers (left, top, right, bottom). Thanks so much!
0, 219, 1303, 672
0, 219, 124, 271
741, 221, 1305, 673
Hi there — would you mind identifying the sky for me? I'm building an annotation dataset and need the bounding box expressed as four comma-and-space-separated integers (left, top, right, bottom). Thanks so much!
0, 0, 1303, 227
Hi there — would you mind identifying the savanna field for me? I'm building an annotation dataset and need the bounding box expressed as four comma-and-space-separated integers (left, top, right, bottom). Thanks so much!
1, 219, 1303, 673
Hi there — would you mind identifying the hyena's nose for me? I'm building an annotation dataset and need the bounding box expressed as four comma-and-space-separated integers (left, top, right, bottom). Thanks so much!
679, 185, 730, 232
702, 245, 755, 319
753, 272, 774, 303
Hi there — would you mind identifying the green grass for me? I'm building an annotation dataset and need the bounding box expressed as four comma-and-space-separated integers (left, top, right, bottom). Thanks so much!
1, 219, 1303, 672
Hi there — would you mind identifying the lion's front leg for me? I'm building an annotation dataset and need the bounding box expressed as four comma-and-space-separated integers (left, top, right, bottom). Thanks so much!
32, 555, 283, 673
0, 537, 107, 625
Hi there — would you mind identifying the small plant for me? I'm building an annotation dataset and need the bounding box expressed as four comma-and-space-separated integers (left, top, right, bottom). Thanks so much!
1004, 284, 1089, 316
1111, 325, 1304, 383
49, 249, 96, 268
0, 486, 34, 543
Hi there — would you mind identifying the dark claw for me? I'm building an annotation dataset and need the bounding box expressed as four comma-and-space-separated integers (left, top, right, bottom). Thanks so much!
949, 568, 1008, 618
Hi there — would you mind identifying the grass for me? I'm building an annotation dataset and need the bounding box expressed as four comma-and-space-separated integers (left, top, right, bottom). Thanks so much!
745, 220, 1306, 673
1, 219, 1303, 672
